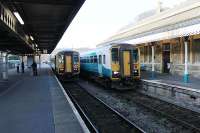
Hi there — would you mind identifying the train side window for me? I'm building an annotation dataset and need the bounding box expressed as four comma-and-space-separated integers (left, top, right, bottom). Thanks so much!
111, 48, 119, 62
90, 56, 93, 63
94, 55, 97, 63
80, 57, 82, 63
103, 55, 106, 64
87, 57, 90, 63
99, 55, 102, 64
82, 58, 85, 63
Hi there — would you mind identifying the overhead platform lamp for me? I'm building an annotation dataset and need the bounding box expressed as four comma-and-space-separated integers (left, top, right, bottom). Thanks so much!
183, 36, 189, 83
30, 36, 34, 41
13, 12, 24, 25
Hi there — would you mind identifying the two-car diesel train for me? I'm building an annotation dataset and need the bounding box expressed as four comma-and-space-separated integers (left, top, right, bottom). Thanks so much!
80, 43, 140, 89
51, 50, 80, 81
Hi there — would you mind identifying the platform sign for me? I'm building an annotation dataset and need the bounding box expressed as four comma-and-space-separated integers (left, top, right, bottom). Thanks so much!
43, 49, 47, 54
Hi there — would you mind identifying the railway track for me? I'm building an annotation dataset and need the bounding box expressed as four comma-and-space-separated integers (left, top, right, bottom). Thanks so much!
115, 91, 200, 133
77, 79, 200, 132
61, 82, 145, 133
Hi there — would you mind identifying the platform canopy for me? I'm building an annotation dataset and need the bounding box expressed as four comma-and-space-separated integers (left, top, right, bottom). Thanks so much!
101, 1, 200, 46
1, 0, 85, 54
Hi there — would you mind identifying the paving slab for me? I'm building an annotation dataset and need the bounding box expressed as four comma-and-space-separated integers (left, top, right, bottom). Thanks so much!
0, 64, 88, 133
141, 71, 200, 90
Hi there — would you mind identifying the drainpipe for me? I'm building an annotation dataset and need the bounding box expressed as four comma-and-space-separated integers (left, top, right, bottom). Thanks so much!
184, 36, 189, 83
151, 44, 155, 79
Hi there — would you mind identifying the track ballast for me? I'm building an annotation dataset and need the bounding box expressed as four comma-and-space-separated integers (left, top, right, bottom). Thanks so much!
61, 82, 145, 133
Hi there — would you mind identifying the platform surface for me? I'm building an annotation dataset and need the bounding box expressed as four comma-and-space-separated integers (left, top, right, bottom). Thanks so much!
0, 64, 87, 133
141, 71, 200, 90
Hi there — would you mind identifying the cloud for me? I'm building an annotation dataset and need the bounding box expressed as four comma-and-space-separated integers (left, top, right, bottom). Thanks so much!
55, 0, 188, 50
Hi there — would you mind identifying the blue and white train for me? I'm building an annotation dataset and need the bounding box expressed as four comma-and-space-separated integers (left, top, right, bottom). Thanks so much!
80, 43, 140, 89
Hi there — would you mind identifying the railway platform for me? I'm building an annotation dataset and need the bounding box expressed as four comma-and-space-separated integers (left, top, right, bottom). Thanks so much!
141, 71, 200, 90
140, 71, 200, 113
0, 64, 89, 133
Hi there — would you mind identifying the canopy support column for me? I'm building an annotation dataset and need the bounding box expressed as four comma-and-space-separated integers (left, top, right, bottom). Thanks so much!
184, 37, 189, 83
151, 44, 155, 79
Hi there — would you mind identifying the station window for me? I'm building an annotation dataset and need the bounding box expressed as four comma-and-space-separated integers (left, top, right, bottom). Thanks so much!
9, 17, 11, 26
9, 18, 12, 27
94, 55, 97, 63
103, 55, 106, 64
7, 16, 9, 25
3, 12, 6, 22
99, 55, 102, 64
144, 46, 148, 63
4, 13, 7, 22
6, 15, 8, 24
11, 21, 14, 29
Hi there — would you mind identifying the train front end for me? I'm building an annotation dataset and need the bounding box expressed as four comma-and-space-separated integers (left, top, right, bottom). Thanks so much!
55, 51, 80, 81
110, 44, 140, 89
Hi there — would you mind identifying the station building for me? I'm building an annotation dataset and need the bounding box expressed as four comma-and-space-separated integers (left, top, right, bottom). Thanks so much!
138, 36, 200, 78
105, 0, 200, 80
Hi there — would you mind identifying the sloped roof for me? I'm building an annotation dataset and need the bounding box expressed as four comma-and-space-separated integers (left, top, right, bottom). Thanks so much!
1, 0, 85, 54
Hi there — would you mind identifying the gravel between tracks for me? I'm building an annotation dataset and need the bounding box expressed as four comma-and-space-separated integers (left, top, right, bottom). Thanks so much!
78, 79, 195, 133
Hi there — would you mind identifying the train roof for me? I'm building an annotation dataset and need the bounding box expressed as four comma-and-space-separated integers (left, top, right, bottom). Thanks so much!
80, 50, 96, 56
56, 50, 79, 55
97, 43, 137, 48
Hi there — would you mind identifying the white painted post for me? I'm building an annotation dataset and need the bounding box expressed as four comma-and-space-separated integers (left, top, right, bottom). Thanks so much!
184, 41, 189, 83
2, 53, 8, 80
152, 45, 155, 79
39, 55, 41, 68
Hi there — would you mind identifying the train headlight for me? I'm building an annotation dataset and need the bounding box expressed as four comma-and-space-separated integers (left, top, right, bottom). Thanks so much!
113, 71, 119, 75
112, 71, 120, 78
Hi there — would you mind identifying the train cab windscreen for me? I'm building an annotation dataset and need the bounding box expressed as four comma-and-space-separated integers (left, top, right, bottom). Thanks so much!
73, 54, 79, 72
111, 48, 120, 78
58, 55, 64, 73
111, 48, 119, 63
73, 55, 79, 64
132, 49, 139, 77
58, 55, 64, 65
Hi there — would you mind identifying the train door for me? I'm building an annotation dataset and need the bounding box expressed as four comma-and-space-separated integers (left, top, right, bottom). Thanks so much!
162, 44, 170, 73
123, 51, 131, 76
98, 55, 103, 76
65, 55, 72, 73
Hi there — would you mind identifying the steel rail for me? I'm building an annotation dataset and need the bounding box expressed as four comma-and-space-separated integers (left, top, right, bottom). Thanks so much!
62, 81, 145, 133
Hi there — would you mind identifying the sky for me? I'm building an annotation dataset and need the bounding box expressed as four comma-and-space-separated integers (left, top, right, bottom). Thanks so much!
55, 0, 186, 51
